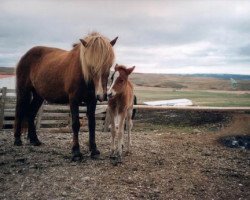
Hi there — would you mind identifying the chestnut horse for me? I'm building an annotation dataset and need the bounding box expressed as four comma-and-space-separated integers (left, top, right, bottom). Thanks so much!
14, 32, 118, 160
107, 64, 135, 163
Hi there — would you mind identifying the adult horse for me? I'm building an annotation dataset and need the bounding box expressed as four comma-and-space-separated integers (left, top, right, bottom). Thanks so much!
14, 32, 118, 160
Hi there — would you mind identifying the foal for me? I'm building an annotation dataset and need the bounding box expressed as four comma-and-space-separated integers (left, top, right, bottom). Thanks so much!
107, 64, 135, 163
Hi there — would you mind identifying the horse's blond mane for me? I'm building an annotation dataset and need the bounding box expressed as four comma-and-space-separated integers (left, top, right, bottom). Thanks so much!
79, 32, 115, 82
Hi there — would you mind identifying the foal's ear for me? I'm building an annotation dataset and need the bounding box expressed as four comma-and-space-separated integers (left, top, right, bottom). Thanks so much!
80, 39, 88, 47
114, 64, 119, 71
110, 37, 118, 46
127, 66, 135, 75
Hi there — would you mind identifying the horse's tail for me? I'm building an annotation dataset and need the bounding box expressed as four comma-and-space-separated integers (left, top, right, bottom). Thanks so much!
132, 95, 137, 119
14, 55, 32, 135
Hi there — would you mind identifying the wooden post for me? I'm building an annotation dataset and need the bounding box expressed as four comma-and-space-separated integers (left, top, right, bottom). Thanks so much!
36, 102, 44, 129
0, 87, 7, 129
103, 107, 111, 132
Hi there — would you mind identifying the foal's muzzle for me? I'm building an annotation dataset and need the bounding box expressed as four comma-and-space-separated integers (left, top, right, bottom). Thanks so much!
107, 92, 113, 100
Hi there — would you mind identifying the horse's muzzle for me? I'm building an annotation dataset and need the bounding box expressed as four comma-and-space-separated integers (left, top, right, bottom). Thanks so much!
97, 94, 107, 102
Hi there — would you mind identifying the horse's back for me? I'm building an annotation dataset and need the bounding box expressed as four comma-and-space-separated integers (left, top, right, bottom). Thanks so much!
17, 46, 67, 71
16, 46, 77, 103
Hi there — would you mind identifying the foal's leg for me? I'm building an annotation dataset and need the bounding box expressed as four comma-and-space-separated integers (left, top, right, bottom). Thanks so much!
28, 92, 44, 146
126, 109, 133, 154
87, 100, 100, 159
109, 110, 116, 158
117, 113, 126, 162
69, 98, 82, 161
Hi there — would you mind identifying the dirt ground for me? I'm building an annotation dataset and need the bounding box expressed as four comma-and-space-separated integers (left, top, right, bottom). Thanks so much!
0, 111, 249, 200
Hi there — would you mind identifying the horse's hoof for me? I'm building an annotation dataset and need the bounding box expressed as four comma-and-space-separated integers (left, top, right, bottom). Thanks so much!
30, 139, 42, 146
91, 149, 100, 159
14, 138, 22, 146
71, 152, 83, 162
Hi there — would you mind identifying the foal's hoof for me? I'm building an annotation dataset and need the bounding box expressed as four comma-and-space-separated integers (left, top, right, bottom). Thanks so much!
116, 155, 122, 163
71, 152, 83, 162
109, 152, 116, 160
90, 149, 100, 159
14, 138, 22, 146
111, 155, 122, 166
30, 139, 42, 146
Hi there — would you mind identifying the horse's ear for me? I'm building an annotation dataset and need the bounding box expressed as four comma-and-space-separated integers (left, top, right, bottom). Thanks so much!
72, 43, 78, 48
110, 37, 118, 46
114, 64, 119, 71
80, 39, 87, 47
127, 66, 135, 75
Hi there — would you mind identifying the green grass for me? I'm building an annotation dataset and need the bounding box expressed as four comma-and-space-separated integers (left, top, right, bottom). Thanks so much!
135, 87, 250, 107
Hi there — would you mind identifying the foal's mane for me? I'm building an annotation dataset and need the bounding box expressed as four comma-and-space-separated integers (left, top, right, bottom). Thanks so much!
79, 32, 115, 82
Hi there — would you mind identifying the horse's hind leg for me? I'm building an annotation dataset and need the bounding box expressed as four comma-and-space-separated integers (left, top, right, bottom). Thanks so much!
28, 91, 44, 146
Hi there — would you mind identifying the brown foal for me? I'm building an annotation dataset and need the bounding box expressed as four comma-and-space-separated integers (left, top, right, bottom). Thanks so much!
107, 64, 135, 163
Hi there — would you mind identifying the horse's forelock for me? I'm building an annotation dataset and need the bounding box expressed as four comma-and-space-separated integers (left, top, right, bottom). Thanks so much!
80, 33, 115, 82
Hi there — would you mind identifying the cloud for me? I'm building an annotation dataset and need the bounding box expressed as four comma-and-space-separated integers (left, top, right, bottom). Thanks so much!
0, 0, 250, 74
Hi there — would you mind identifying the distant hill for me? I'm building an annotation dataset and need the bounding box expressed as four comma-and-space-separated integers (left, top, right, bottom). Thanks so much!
185, 74, 250, 80
0, 67, 15, 74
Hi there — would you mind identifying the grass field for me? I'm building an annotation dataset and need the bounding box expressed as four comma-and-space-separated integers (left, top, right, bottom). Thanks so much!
135, 86, 250, 107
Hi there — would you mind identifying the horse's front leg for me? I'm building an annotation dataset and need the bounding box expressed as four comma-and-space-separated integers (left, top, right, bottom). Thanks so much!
87, 100, 100, 159
69, 99, 82, 161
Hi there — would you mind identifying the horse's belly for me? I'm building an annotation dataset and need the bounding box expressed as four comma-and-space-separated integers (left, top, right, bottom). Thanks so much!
36, 86, 69, 104
44, 95, 69, 104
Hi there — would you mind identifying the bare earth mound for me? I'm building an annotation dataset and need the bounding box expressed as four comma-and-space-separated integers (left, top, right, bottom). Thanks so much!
0, 112, 249, 199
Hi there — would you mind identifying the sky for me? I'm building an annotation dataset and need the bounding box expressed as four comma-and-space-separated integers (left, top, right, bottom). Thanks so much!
0, 0, 250, 75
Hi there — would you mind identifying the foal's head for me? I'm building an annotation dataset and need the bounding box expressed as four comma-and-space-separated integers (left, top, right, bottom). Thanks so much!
79, 32, 118, 102
107, 64, 135, 99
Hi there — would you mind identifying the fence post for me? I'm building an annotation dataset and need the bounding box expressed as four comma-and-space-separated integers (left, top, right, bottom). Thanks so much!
36, 102, 44, 129
0, 87, 7, 129
103, 107, 111, 132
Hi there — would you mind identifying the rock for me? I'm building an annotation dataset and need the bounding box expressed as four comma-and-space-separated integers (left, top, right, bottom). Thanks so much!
62, 191, 67, 196
81, 176, 91, 182
201, 150, 212, 156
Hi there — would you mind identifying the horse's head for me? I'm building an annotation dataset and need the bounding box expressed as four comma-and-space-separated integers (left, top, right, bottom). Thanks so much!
107, 64, 135, 99
79, 32, 118, 102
